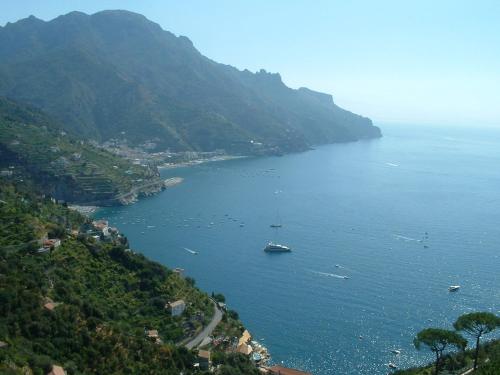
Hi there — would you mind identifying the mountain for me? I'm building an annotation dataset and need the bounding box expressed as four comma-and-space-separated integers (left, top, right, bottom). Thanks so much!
0, 97, 165, 205
0, 10, 381, 154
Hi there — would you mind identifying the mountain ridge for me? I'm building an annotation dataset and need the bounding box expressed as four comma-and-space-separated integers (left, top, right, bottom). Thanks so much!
0, 10, 381, 153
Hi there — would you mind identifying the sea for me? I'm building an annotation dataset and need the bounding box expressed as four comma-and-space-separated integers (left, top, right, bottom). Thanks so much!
94, 124, 500, 374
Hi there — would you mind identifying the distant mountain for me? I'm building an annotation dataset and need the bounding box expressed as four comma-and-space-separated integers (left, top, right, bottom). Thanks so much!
0, 10, 381, 153
0, 97, 164, 205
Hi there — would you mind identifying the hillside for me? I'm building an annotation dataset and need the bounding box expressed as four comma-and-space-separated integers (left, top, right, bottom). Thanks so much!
0, 10, 381, 154
0, 97, 165, 205
0, 183, 259, 374
395, 339, 500, 375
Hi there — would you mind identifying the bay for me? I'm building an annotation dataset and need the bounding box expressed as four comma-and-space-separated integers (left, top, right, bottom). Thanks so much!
95, 124, 500, 374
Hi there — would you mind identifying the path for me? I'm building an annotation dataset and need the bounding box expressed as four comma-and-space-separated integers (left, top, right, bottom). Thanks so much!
185, 300, 223, 349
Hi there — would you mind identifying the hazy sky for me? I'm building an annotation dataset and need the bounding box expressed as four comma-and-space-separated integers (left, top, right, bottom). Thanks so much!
2, 1, 499, 126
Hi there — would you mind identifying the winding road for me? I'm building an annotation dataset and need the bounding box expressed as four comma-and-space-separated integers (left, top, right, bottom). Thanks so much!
185, 300, 223, 349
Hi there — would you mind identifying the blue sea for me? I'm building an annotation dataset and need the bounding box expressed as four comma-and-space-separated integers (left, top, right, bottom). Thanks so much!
95, 124, 500, 374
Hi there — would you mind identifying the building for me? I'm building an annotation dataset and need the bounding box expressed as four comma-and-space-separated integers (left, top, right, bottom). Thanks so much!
43, 239, 61, 249
48, 365, 66, 375
92, 219, 108, 231
167, 300, 186, 316
238, 329, 252, 346
146, 329, 162, 344
236, 343, 253, 355
173, 267, 184, 277
268, 366, 312, 375
44, 302, 58, 311
198, 350, 211, 370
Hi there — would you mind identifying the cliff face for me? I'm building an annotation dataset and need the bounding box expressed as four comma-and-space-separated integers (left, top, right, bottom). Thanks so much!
0, 10, 381, 154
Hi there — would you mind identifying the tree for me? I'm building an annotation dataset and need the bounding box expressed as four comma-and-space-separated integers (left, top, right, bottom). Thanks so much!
414, 328, 467, 375
453, 312, 500, 370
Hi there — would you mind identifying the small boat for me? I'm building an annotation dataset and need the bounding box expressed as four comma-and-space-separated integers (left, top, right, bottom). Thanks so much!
448, 285, 460, 292
264, 242, 291, 252
270, 224, 282, 228
388, 362, 398, 369
391, 349, 401, 355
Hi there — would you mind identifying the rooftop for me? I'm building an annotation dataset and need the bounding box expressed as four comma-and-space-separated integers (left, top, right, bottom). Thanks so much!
48, 365, 66, 375
268, 365, 312, 375
170, 299, 185, 307
198, 350, 211, 360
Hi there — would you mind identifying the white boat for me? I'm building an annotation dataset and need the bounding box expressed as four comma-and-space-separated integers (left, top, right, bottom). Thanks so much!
264, 242, 291, 252
448, 285, 460, 292
391, 349, 401, 355
388, 362, 398, 369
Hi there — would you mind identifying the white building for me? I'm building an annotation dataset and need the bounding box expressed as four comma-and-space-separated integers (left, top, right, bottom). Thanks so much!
167, 300, 186, 316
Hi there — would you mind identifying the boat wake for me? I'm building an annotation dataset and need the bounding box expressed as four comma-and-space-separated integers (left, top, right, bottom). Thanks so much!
183, 247, 198, 255
393, 234, 420, 242
310, 270, 349, 279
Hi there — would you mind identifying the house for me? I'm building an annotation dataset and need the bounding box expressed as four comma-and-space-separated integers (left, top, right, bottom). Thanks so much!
238, 329, 252, 346
166, 300, 186, 316
44, 302, 60, 311
147, 329, 159, 339
48, 365, 66, 375
268, 366, 312, 375
146, 329, 162, 344
236, 343, 253, 355
92, 220, 108, 231
173, 267, 184, 277
43, 239, 61, 249
198, 350, 211, 370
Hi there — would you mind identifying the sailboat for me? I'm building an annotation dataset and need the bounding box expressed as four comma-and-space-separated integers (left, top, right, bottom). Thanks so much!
265, 192, 290, 252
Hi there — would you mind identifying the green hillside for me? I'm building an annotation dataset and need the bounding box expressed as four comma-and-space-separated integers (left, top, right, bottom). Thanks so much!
0, 183, 258, 374
0, 97, 164, 205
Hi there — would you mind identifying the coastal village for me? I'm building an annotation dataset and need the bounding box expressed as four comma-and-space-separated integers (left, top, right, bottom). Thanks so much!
32, 213, 311, 375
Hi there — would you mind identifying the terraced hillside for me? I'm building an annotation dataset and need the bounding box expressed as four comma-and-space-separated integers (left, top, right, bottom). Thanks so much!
0, 97, 164, 205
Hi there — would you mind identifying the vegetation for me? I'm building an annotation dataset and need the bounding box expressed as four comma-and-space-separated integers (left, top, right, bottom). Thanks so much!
396, 339, 500, 375
413, 328, 467, 375
453, 312, 500, 370
0, 10, 380, 154
0, 97, 163, 205
396, 312, 500, 375
0, 183, 256, 374
211, 352, 260, 375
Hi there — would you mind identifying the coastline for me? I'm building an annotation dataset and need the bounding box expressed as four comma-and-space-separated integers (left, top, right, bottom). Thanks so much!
158, 155, 247, 169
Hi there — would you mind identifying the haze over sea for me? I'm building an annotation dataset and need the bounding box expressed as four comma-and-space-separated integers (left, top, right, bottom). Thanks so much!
95, 124, 500, 374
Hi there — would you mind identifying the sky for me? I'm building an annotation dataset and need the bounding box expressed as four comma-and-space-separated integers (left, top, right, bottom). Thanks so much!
1, 0, 499, 127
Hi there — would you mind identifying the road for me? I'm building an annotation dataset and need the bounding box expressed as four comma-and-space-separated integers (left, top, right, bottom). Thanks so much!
185, 300, 223, 349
